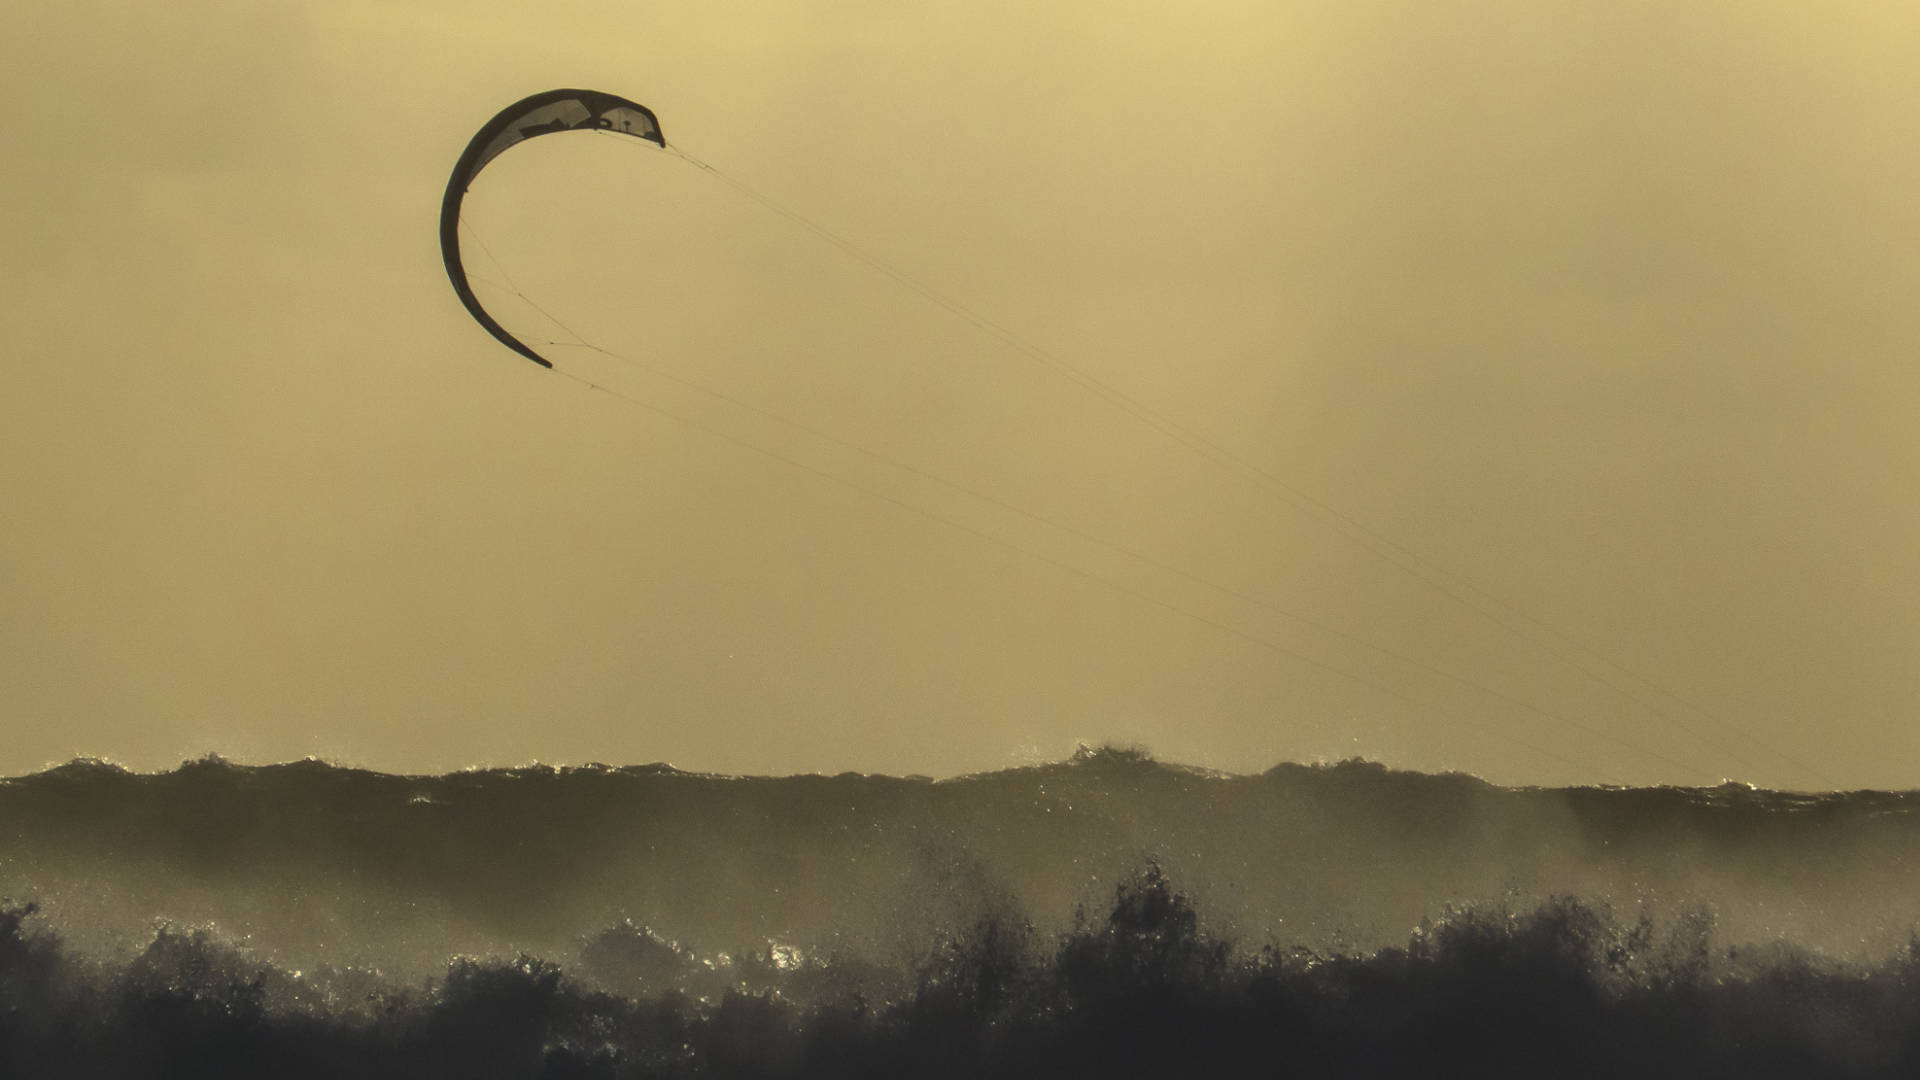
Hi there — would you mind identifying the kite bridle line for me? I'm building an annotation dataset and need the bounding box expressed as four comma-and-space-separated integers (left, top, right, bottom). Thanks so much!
456, 216, 603, 355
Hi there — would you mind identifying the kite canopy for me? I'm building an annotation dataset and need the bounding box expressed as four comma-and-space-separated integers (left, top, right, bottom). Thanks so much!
441, 89, 665, 368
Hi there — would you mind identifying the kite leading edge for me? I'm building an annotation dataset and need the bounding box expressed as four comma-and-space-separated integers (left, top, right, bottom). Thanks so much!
440, 89, 665, 368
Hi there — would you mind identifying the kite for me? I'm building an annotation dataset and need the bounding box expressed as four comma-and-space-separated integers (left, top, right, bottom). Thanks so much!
440, 89, 665, 368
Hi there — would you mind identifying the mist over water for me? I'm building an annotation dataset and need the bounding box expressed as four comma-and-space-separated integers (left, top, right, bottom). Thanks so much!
6, 747, 1920, 1075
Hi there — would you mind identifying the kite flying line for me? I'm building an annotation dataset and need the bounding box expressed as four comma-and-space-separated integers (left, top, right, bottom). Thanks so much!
641, 143, 1823, 789
439, 89, 1811, 786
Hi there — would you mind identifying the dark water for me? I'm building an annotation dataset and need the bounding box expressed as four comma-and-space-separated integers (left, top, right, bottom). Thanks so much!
4, 748, 1920, 1076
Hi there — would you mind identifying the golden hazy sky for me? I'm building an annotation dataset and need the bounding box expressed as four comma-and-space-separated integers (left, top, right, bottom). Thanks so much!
4, 1, 1917, 788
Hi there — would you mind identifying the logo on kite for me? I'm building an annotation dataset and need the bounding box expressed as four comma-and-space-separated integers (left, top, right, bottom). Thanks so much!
440, 89, 665, 368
